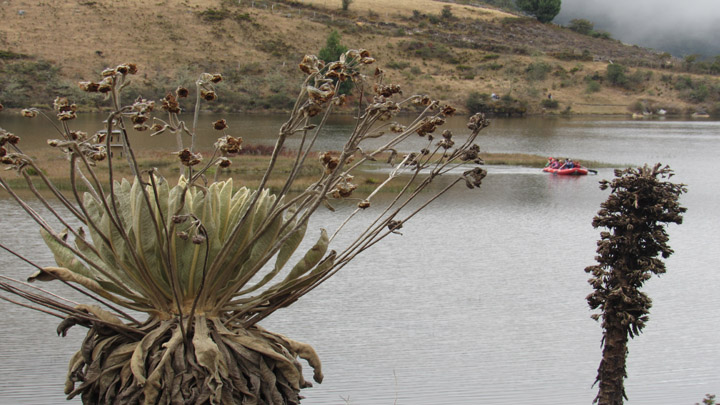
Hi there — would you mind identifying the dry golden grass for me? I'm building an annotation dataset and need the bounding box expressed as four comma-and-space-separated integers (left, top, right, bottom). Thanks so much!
0, 0, 703, 115
302, 0, 513, 20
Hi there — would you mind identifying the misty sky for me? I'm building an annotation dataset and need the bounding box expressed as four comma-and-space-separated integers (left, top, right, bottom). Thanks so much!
555, 0, 720, 57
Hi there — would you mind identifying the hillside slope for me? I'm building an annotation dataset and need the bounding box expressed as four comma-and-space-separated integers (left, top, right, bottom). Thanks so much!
0, 0, 718, 115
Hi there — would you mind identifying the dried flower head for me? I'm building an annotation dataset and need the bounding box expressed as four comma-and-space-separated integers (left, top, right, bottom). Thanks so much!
97, 77, 113, 94
213, 119, 228, 131
387, 220, 403, 232
53, 97, 70, 112
201, 90, 217, 101
218, 157, 232, 168
21, 109, 37, 118
413, 95, 433, 106
460, 144, 482, 162
210, 74, 222, 83
131, 114, 149, 125
416, 117, 445, 137
331, 182, 357, 199
78, 81, 100, 92
177, 148, 202, 166
299, 54, 325, 75
390, 123, 406, 134
83, 145, 107, 161
131, 97, 155, 113
467, 113, 489, 131
320, 151, 340, 173
176, 87, 189, 98
438, 138, 455, 150
162, 93, 181, 113
374, 84, 402, 98
333, 94, 347, 106
69, 131, 87, 141
441, 105, 456, 116
302, 102, 322, 118
463, 167, 487, 189
307, 85, 335, 104
57, 111, 76, 121
115, 63, 138, 75
325, 61, 348, 82
215, 135, 243, 155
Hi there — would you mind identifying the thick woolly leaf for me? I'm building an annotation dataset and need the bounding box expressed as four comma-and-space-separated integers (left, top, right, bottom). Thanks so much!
130, 180, 171, 298
284, 229, 329, 282
237, 217, 307, 296
28, 266, 138, 307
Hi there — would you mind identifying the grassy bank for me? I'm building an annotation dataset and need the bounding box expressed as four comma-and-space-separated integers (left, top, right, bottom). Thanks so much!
1, 149, 603, 197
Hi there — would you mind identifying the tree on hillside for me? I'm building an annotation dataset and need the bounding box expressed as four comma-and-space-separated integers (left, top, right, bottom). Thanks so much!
606, 63, 628, 87
586, 164, 686, 405
319, 30, 353, 94
341, 0, 352, 11
515, 0, 561, 23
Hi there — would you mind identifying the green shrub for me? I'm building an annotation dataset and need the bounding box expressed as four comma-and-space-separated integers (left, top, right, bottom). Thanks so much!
674, 75, 694, 91
591, 31, 612, 40
399, 40, 454, 61
466, 91, 490, 113
441, 5, 453, 19
586, 80, 601, 93
387, 61, 411, 70
0, 50, 29, 60
257, 38, 292, 57
526, 61, 552, 81
568, 18, 594, 35
541, 98, 559, 109
198, 8, 230, 21
606, 64, 628, 87
516, 0, 561, 23
689, 84, 710, 103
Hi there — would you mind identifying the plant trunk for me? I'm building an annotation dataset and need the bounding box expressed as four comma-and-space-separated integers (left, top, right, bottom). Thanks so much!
595, 313, 627, 405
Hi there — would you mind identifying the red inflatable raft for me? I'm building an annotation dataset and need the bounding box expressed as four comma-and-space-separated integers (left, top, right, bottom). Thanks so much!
543, 166, 589, 175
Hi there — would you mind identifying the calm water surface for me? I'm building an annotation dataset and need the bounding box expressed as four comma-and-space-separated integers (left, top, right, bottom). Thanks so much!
0, 115, 718, 404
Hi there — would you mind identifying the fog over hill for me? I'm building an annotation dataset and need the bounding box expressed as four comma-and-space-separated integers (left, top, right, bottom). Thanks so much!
554, 0, 720, 58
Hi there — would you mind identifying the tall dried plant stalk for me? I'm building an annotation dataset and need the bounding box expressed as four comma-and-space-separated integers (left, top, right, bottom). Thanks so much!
0, 51, 489, 404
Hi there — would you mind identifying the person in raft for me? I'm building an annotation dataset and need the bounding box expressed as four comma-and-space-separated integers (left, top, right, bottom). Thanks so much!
560, 158, 575, 170
546, 157, 563, 169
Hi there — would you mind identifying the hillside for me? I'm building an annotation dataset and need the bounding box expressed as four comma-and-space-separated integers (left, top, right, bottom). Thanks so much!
1, 0, 719, 116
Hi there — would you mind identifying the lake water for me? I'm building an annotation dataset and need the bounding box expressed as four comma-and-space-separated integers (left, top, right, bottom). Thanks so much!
0, 114, 718, 404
